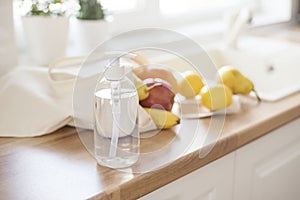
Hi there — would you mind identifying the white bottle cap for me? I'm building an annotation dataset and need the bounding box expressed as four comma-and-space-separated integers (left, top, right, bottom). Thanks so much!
104, 52, 137, 81
105, 57, 125, 81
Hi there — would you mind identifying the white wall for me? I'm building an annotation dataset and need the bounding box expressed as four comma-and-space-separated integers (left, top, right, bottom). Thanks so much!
0, 0, 17, 76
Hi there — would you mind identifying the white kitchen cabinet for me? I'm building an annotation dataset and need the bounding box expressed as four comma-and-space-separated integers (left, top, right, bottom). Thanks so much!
234, 117, 300, 200
141, 118, 300, 200
140, 153, 235, 200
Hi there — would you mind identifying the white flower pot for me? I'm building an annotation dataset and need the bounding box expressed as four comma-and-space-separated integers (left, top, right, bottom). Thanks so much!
22, 16, 69, 66
73, 18, 109, 54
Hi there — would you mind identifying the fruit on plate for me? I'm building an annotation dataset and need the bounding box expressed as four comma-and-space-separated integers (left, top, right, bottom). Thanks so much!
178, 71, 204, 98
139, 79, 175, 111
143, 108, 180, 129
133, 66, 179, 93
132, 73, 162, 101
137, 83, 162, 101
218, 66, 260, 101
200, 84, 232, 111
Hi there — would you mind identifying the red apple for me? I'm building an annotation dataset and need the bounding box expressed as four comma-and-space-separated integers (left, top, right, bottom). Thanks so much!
139, 78, 175, 111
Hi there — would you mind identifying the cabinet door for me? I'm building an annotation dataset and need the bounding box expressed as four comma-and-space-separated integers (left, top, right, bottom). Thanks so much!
140, 153, 235, 200
234, 117, 300, 200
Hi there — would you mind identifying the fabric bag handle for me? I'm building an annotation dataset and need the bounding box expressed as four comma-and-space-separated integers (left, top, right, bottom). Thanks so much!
48, 52, 148, 82
48, 56, 85, 82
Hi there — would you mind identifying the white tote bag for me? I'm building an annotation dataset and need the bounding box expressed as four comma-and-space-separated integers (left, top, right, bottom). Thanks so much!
0, 56, 156, 137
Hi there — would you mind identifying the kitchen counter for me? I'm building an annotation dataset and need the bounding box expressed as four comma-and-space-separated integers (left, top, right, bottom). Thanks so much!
1, 25, 300, 200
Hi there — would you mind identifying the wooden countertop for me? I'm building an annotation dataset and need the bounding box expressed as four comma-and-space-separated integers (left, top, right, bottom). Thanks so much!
1, 24, 300, 200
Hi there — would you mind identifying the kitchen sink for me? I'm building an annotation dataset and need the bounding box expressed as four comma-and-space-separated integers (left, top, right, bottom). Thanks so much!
134, 36, 300, 101
207, 37, 300, 101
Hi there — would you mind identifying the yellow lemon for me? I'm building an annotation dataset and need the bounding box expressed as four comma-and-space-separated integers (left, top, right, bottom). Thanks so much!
218, 66, 254, 95
179, 71, 204, 98
200, 84, 232, 111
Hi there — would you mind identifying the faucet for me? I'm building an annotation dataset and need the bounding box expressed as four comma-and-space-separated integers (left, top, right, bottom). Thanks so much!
224, 8, 253, 49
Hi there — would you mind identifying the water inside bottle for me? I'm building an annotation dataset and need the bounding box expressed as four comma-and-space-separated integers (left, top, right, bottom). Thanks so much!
94, 88, 139, 168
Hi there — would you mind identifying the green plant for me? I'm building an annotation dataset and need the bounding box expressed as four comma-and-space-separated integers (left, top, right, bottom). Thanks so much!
24, 0, 65, 16
77, 0, 105, 20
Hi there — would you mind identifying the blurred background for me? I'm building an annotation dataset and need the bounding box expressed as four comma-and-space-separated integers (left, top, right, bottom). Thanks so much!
0, 0, 298, 72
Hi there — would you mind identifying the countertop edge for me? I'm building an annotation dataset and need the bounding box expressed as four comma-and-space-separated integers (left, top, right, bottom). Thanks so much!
90, 99, 300, 200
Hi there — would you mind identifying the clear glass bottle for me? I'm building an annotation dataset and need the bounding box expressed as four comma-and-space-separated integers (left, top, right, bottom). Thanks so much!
94, 58, 139, 169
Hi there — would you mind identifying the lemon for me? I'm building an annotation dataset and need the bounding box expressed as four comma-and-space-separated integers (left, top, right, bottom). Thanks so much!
218, 66, 254, 94
179, 71, 204, 98
200, 84, 232, 111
